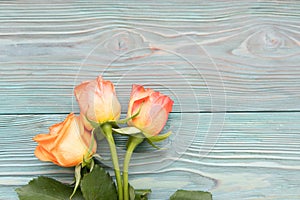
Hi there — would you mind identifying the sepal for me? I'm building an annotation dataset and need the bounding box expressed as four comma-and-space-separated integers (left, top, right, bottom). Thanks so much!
144, 131, 172, 150
116, 104, 143, 124
145, 138, 161, 150
84, 114, 119, 129
93, 153, 104, 161
71, 157, 95, 199
107, 121, 120, 128
70, 164, 82, 199
146, 131, 172, 143
112, 127, 142, 135
84, 114, 101, 128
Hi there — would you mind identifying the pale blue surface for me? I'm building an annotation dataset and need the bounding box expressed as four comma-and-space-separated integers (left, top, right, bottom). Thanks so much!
0, 1, 300, 199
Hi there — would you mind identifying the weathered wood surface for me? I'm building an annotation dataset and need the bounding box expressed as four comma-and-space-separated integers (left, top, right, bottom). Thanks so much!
1, 113, 300, 199
0, 1, 299, 113
0, 1, 300, 200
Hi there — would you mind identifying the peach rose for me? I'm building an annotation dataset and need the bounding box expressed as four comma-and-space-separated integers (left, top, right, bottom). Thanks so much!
74, 76, 121, 126
127, 85, 173, 136
33, 113, 96, 167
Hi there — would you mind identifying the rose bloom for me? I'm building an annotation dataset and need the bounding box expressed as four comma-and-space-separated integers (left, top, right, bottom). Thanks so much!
74, 76, 121, 126
127, 85, 174, 136
33, 113, 96, 167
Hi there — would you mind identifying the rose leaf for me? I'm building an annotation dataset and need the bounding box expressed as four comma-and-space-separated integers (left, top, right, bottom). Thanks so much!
15, 176, 84, 200
80, 164, 117, 200
169, 189, 212, 200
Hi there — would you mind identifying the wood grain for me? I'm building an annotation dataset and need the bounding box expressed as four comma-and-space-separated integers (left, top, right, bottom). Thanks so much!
1, 1, 300, 200
0, 1, 299, 113
0, 113, 299, 199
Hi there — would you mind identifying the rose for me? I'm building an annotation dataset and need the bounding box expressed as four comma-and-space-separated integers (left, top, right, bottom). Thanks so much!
127, 84, 174, 136
33, 113, 96, 167
123, 85, 173, 200
74, 76, 121, 127
75, 76, 125, 199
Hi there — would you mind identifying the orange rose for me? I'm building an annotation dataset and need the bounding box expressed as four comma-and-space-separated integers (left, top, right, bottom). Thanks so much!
74, 76, 121, 126
127, 85, 174, 136
33, 113, 96, 167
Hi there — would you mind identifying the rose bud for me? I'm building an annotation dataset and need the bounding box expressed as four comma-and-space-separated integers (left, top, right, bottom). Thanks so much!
127, 84, 173, 136
74, 76, 121, 127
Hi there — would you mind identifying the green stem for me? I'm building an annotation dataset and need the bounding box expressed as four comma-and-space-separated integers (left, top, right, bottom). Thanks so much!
123, 136, 144, 200
102, 123, 123, 200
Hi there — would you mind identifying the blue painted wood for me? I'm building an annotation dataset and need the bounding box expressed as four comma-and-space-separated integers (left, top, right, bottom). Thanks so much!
0, 1, 299, 113
0, 1, 300, 200
0, 113, 300, 199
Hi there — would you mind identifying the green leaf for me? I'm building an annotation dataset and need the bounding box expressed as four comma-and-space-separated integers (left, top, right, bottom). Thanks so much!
129, 184, 151, 200
169, 190, 212, 200
113, 127, 142, 135
134, 189, 152, 200
15, 176, 84, 200
80, 164, 118, 200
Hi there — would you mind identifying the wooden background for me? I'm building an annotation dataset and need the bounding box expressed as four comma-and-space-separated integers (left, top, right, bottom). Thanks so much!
0, 1, 299, 199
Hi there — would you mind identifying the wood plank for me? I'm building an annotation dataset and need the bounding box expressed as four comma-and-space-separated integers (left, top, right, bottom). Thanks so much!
0, 1, 299, 114
1, 113, 299, 199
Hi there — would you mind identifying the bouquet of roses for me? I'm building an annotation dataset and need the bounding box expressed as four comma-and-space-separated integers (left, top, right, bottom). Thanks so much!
15, 76, 212, 200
